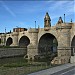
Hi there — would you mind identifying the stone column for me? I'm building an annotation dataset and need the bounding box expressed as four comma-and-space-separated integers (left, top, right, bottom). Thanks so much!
12, 32, 18, 46
52, 23, 72, 64
27, 28, 38, 60
1, 34, 5, 46
57, 23, 72, 64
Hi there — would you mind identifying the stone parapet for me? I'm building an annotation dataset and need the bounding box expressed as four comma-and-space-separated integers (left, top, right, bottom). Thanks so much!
12, 32, 18, 36
56, 23, 72, 30
0, 34, 5, 37
28, 28, 38, 33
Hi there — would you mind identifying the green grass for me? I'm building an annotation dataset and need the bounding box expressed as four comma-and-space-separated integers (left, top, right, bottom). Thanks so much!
0, 56, 27, 66
0, 57, 60, 75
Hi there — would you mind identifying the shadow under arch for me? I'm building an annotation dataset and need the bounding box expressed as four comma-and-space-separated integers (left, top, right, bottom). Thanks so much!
6, 37, 13, 46
19, 36, 30, 47
38, 33, 58, 60
71, 36, 75, 56
0, 38, 1, 44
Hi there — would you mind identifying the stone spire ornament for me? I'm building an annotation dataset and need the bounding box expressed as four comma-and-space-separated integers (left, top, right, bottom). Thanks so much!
57, 17, 63, 24
44, 12, 51, 27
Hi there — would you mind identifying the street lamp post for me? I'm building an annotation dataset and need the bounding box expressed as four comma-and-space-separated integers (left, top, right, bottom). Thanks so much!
35, 21, 36, 29
64, 14, 65, 23
4, 27, 6, 46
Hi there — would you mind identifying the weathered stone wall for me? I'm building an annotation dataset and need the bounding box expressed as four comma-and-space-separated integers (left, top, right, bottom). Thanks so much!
0, 48, 26, 58
12, 32, 18, 46
0, 34, 6, 45
18, 30, 31, 43
38, 26, 58, 42
70, 23, 75, 46
0, 22, 75, 64
56, 23, 72, 47
53, 23, 72, 64
27, 28, 38, 59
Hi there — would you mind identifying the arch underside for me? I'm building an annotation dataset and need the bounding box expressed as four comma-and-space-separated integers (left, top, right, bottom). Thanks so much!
19, 36, 30, 47
38, 33, 58, 57
6, 37, 13, 46
71, 36, 75, 56
0, 39, 1, 44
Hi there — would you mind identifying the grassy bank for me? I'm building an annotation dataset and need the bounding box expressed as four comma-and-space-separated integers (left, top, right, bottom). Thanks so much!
0, 57, 59, 75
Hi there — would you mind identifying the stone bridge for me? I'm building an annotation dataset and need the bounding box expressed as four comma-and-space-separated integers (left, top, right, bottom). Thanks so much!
0, 12, 75, 64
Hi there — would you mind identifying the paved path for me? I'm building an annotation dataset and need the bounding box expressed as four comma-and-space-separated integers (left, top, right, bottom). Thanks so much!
28, 63, 75, 75
51, 66, 75, 75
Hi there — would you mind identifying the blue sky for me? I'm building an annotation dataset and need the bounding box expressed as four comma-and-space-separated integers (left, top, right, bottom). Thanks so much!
0, 0, 75, 33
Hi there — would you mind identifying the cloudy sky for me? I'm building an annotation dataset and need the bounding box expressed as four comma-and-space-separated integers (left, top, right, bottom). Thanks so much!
0, 0, 75, 33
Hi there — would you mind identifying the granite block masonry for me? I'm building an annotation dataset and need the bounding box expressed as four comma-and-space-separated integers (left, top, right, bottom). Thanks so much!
0, 12, 75, 64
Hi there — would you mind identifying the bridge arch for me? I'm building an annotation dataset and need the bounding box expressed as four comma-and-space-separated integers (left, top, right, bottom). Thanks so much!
6, 37, 13, 46
19, 36, 30, 47
0, 38, 1, 44
71, 35, 75, 56
38, 31, 58, 42
38, 33, 58, 55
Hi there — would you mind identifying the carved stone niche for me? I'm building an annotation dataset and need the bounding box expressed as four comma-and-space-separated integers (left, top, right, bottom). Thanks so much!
44, 27, 50, 31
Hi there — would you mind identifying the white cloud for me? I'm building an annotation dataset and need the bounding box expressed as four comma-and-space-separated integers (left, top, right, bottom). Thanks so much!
0, 1, 16, 17
48, 1, 74, 20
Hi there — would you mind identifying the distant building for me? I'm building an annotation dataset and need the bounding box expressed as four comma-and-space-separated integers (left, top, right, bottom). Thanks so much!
13, 28, 27, 32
